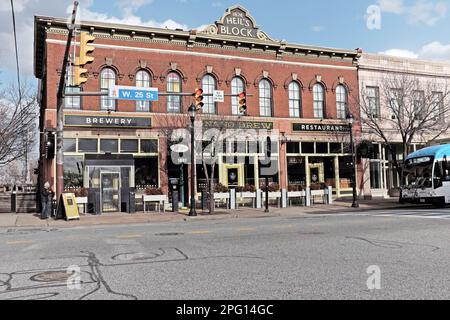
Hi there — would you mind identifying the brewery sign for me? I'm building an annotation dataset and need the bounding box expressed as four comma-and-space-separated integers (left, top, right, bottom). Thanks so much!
64, 115, 152, 128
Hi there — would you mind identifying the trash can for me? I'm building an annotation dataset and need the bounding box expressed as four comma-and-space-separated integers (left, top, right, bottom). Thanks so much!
129, 191, 136, 214
201, 191, 209, 210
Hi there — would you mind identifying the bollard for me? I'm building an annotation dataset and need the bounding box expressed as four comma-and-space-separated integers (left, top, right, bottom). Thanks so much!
281, 189, 287, 208
256, 189, 262, 209
229, 189, 236, 210
172, 190, 179, 213
305, 187, 311, 207
327, 186, 333, 205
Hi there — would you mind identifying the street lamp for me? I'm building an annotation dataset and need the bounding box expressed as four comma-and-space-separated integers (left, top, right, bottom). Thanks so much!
347, 113, 359, 208
188, 104, 197, 216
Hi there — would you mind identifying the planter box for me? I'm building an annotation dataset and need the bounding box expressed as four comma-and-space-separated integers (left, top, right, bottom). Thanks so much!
237, 192, 256, 199
265, 191, 281, 198
76, 197, 88, 204
214, 193, 230, 200
311, 190, 325, 196
288, 191, 306, 198
143, 195, 167, 203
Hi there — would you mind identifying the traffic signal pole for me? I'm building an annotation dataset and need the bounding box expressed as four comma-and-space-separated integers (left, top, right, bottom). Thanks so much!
55, 1, 78, 199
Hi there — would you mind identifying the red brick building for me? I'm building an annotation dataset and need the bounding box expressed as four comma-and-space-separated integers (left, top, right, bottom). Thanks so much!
34, 5, 362, 213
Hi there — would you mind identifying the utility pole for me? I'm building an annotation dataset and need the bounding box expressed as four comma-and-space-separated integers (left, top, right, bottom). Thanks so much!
55, 1, 78, 199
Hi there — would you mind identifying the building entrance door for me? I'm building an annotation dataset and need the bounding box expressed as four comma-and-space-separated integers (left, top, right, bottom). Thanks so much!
101, 172, 121, 213
227, 168, 239, 188
309, 163, 324, 185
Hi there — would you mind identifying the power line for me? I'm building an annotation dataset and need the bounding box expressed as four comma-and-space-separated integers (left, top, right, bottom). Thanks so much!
10, 0, 22, 100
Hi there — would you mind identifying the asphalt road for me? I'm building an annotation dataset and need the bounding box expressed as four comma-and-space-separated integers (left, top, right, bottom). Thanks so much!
0, 208, 449, 300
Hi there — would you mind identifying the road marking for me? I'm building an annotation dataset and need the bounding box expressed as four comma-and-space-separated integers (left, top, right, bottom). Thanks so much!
273, 225, 295, 229
189, 231, 212, 235
6, 240, 33, 245
117, 234, 143, 239
237, 228, 256, 232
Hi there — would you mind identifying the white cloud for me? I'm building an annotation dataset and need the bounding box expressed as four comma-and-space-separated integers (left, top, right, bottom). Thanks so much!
377, 0, 447, 26
379, 49, 419, 59
377, 0, 405, 14
380, 41, 450, 62
312, 26, 325, 32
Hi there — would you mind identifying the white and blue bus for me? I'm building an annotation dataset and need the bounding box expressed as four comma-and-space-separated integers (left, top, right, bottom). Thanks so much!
401, 144, 450, 207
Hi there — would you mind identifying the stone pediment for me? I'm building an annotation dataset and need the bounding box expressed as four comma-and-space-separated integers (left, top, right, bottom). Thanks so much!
200, 5, 273, 42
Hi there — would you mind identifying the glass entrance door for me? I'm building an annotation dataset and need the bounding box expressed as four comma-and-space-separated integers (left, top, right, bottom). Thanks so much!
101, 172, 121, 213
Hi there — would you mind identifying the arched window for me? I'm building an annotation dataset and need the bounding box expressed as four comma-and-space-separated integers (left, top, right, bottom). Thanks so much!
167, 72, 181, 113
231, 77, 245, 115
336, 85, 347, 119
313, 83, 325, 118
259, 79, 272, 117
288, 82, 301, 118
202, 74, 216, 114
100, 68, 116, 111
136, 70, 151, 112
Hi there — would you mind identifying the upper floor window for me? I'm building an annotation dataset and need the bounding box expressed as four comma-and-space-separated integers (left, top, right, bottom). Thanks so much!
413, 90, 425, 120
366, 86, 380, 118
231, 77, 245, 115
389, 88, 403, 120
65, 67, 81, 109
202, 74, 216, 114
336, 85, 347, 119
136, 70, 151, 112
167, 72, 181, 113
259, 79, 272, 117
432, 91, 444, 121
100, 68, 116, 111
313, 83, 325, 118
288, 82, 301, 118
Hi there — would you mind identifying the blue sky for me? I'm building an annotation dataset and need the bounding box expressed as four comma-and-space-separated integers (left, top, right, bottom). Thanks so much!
1, 0, 449, 88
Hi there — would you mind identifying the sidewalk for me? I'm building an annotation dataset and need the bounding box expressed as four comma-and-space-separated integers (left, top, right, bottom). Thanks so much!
0, 198, 416, 229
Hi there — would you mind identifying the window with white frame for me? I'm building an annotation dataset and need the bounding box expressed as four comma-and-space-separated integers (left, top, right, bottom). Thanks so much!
100, 68, 116, 111
136, 70, 151, 112
259, 79, 272, 117
231, 77, 245, 115
389, 88, 403, 120
167, 72, 181, 113
413, 90, 425, 120
202, 74, 216, 114
313, 83, 325, 118
336, 85, 347, 119
366, 86, 380, 118
288, 82, 301, 118
64, 67, 81, 109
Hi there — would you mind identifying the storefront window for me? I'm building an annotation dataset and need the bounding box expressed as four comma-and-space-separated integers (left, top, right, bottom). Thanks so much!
316, 143, 328, 154
100, 139, 118, 153
338, 156, 354, 189
287, 157, 306, 186
302, 142, 314, 154
63, 138, 76, 153
141, 139, 158, 153
370, 162, 382, 189
120, 140, 139, 153
287, 142, 300, 154
63, 156, 84, 189
330, 143, 342, 154
135, 157, 159, 187
78, 139, 98, 153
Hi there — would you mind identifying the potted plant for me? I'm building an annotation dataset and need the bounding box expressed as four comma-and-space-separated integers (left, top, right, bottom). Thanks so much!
288, 185, 306, 198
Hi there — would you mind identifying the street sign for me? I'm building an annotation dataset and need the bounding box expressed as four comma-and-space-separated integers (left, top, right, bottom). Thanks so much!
213, 90, 224, 102
109, 86, 159, 101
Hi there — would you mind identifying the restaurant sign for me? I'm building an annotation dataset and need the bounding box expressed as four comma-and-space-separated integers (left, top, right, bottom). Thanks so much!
203, 120, 273, 130
292, 123, 350, 133
202, 5, 272, 41
64, 115, 152, 128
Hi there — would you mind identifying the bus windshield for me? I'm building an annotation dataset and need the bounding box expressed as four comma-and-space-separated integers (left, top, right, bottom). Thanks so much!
403, 156, 434, 189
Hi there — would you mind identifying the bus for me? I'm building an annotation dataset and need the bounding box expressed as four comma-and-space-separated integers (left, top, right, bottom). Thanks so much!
401, 144, 450, 207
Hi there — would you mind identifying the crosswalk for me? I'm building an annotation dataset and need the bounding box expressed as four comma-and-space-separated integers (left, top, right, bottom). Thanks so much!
373, 209, 450, 220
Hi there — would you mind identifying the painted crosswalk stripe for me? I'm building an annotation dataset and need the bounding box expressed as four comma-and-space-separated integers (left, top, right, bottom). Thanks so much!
6, 240, 33, 245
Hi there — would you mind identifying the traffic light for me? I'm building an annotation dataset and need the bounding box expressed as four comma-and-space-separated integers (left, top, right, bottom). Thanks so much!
73, 58, 89, 87
79, 32, 95, 65
193, 88, 204, 109
73, 32, 95, 86
238, 91, 247, 114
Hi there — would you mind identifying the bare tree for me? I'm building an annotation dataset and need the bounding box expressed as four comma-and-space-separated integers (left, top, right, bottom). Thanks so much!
0, 84, 38, 174
358, 73, 450, 182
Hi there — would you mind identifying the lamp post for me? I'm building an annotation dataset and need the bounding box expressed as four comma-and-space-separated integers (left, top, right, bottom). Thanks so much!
188, 104, 197, 216
347, 113, 359, 208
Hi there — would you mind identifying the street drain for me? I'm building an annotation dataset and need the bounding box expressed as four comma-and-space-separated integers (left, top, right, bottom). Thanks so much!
156, 233, 184, 236
30, 271, 71, 283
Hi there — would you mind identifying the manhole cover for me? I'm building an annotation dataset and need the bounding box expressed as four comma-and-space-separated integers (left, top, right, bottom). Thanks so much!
30, 271, 71, 282
156, 233, 184, 236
